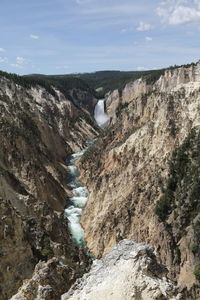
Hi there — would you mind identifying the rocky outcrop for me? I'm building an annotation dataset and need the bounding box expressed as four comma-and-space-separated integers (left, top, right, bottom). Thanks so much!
80, 68, 200, 297
154, 62, 200, 91
11, 257, 86, 300
62, 240, 181, 300
0, 74, 98, 299
105, 89, 121, 124
69, 89, 98, 115
105, 61, 200, 123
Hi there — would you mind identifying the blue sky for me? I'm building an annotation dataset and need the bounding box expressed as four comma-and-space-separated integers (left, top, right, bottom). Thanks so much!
0, 0, 200, 74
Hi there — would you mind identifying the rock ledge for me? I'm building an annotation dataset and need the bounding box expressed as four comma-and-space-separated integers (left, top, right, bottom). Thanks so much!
62, 240, 181, 300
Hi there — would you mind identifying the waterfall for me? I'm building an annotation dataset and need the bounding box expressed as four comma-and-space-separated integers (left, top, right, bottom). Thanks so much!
94, 99, 110, 128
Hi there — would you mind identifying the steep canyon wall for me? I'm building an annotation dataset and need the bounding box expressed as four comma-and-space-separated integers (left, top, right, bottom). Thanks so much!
0, 75, 99, 299
80, 62, 200, 298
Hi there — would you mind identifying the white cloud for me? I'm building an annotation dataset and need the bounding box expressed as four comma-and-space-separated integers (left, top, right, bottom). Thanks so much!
10, 63, 23, 68
56, 65, 69, 70
10, 57, 28, 68
137, 66, 146, 71
156, 7, 169, 21
76, 0, 91, 3
0, 48, 5, 52
194, 0, 200, 9
82, 5, 144, 16
169, 6, 200, 24
121, 28, 129, 33
16, 56, 27, 65
137, 21, 152, 31
30, 34, 39, 39
145, 36, 153, 41
157, 0, 200, 25
120, 27, 135, 33
0, 57, 8, 63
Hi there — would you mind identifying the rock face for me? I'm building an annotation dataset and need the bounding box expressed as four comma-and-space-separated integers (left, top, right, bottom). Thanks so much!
154, 62, 200, 91
105, 62, 200, 123
80, 63, 200, 297
62, 240, 181, 300
0, 198, 33, 299
0, 74, 99, 299
69, 89, 98, 115
10, 258, 82, 300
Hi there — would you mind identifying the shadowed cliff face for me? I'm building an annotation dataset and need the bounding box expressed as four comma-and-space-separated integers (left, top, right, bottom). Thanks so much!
0, 75, 99, 299
69, 89, 98, 115
0, 76, 98, 214
0, 198, 33, 299
79, 65, 200, 298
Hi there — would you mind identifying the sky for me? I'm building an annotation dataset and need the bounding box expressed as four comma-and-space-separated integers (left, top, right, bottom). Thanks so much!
1, 0, 200, 75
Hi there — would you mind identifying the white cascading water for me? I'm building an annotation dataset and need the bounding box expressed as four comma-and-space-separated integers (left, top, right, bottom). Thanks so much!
94, 99, 110, 128
64, 149, 88, 247
65, 101, 109, 246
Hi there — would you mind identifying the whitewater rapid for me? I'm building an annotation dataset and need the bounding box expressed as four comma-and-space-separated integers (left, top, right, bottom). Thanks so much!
64, 148, 89, 246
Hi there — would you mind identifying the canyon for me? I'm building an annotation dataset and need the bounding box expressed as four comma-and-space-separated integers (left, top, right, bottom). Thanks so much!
0, 62, 200, 299
0, 74, 98, 299
80, 62, 200, 299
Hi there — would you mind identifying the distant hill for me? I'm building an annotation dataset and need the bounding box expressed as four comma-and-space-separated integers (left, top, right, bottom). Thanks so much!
1, 61, 198, 100
74, 70, 166, 94
25, 69, 166, 99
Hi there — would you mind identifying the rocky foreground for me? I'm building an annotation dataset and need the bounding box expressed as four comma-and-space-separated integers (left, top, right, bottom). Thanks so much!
62, 240, 181, 300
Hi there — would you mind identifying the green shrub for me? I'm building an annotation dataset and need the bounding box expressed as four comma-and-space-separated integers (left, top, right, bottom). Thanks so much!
41, 235, 54, 259
116, 102, 129, 118
193, 220, 200, 238
194, 264, 200, 280
155, 128, 199, 224
0, 94, 9, 102
168, 119, 178, 137
155, 195, 172, 221
189, 243, 198, 254
41, 248, 54, 259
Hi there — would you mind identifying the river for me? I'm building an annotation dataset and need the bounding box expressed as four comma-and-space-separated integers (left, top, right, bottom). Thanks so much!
64, 99, 109, 246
